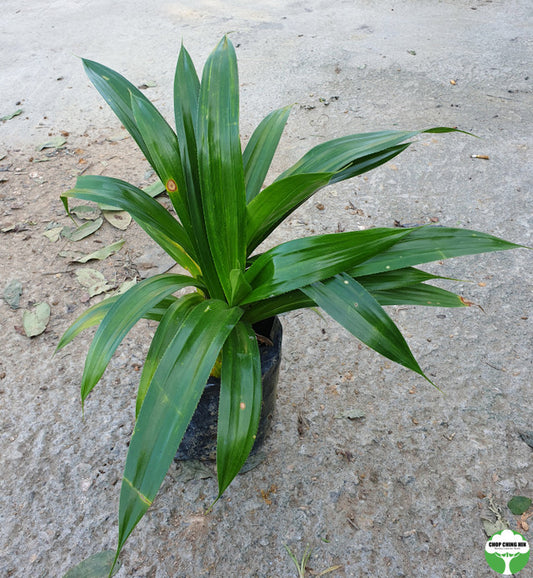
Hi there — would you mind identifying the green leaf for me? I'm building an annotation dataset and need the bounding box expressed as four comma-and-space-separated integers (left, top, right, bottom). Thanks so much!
242, 227, 411, 304
349, 227, 523, 277
507, 496, 532, 516
246, 172, 332, 253
62, 175, 200, 276
197, 36, 246, 300
56, 296, 119, 351
63, 550, 120, 578
277, 128, 466, 181
116, 299, 242, 558
228, 268, 253, 306
135, 293, 203, 417
277, 130, 417, 179
130, 92, 191, 230
217, 321, 262, 497
56, 294, 181, 353
243, 105, 292, 202
82, 58, 157, 167
354, 267, 449, 291
246, 144, 414, 255
242, 290, 314, 324
79, 273, 201, 403
173, 44, 224, 300
142, 295, 180, 321
97, 180, 164, 212
302, 273, 430, 382
328, 144, 410, 184
242, 267, 457, 323
372, 284, 467, 307
174, 44, 200, 146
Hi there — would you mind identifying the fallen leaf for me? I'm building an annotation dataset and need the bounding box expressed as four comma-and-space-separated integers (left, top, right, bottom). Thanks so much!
71, 240, 124, 263
37, 136, 67, 151
2, 223, 30, 233
113, 278, 137, 295
3, 280, 23, 309
22, 303, 50, 337
138, 80, 157, 89
335, 408, 366, 420
508, 496, 532, 516
107, 131, 129, 142
482, 517, 508, 538
142, 180, 166, 198
62, 217, 103, 241
43, 226, 63, 242
102, 210, 131, 230
58, 250, 85, 260
63, 550, 120, 577
70, 205, 101, 221
75, 269, 113, 297
1, 109, 23, 122
174, 460, 214, 483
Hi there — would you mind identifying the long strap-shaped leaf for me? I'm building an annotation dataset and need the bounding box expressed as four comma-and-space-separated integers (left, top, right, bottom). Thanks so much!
115, 299, 243, 564
129, 93, 192, 233
242, 227, 412, 304
246, 145, 410, 255
246, 172, 332, 253
82, 59, 157, 168
276, 128, 465, 180
62, 175, 200, 275
242, 267, 461, 323
372, 284, 467, 307
302, 273, 430, 382
174, 44, 225, 299
349, 227, 522, 277
216, 321, 262, 497
56, 296, 118, 351
56, 295, 184, 351
243, 105, 292, 202
135, 293, 203, 417
79, 274, 202, 403
197, 37, 247, 302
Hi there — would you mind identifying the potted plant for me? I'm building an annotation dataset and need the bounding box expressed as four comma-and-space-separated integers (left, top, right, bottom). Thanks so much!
58, 36, 522, 573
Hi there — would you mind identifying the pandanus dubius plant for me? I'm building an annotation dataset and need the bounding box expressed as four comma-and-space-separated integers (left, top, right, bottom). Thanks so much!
58, 36, 522, 573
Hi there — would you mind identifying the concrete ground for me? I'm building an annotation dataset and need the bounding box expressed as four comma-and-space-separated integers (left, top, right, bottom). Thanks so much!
0, 1, 531, 576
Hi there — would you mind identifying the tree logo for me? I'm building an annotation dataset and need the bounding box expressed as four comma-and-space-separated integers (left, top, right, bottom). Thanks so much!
485, 529, 530, 575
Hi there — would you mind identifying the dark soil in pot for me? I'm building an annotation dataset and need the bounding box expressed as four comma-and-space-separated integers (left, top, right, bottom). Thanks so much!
174, 316, 282, 461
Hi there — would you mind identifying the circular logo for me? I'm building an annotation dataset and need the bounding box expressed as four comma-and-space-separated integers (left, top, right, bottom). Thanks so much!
485, 529, 530, 575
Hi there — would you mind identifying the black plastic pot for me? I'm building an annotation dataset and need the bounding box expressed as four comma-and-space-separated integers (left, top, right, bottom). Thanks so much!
174, 316, 282, 461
